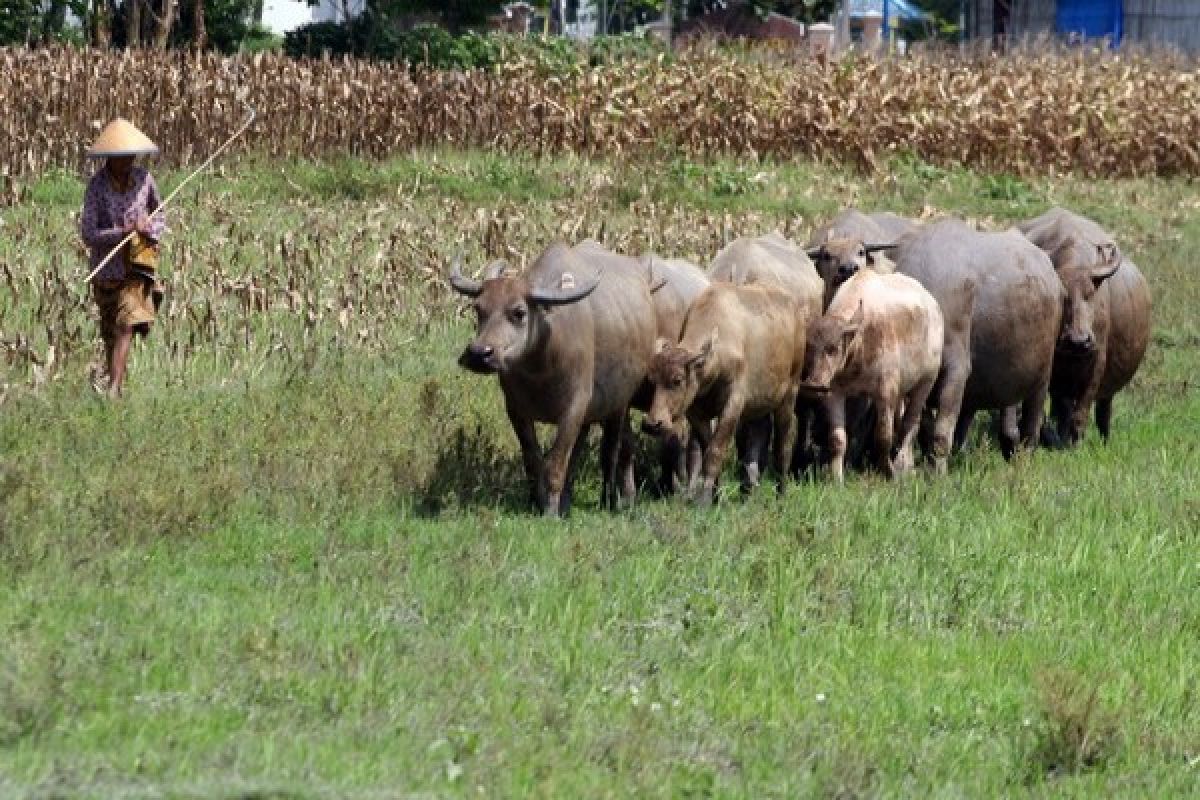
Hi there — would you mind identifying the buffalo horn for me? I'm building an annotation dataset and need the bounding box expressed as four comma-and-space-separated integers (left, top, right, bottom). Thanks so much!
529, 271, 603, 306
864, 243, 897, 253
646, 257, 668, 293
448, 254, 483, 298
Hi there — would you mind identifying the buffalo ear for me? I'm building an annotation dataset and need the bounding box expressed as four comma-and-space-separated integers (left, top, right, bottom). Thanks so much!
688, 328, 718, 371
1096, 242, 1121, 269
842, 301, 865, 340
806, 246, 825, 261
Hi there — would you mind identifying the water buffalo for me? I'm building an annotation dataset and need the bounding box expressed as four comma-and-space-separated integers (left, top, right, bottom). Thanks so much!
799, 269, 944, 483
892, 219, 1064, 470
1018, 207, 1152, 445
707, 232, 824, 317
449, 242, 657, 516
639, 253, 712, 493
642, 282, 807, 506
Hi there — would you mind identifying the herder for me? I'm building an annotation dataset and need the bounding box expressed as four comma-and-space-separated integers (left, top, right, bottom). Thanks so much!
80, 118, 166, 399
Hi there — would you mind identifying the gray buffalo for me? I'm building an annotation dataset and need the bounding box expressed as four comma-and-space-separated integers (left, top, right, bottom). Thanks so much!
892, 219, 1064, 470
806, 209, 920, 309
449, 242, 657, 516
1019, 207, 1152, 444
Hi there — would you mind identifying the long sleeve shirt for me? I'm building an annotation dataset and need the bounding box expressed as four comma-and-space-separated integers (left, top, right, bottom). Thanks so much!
80, 166, 166, 282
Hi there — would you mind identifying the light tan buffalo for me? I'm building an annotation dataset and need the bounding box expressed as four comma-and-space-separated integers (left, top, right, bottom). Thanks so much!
639, 253, 712, 493
799, 269, 944, 483
449, 242, 657, 516
641, 283, 807, 505
707, 233, 823, 474
1018, 207, 1152, 445
893, 220, 1063, 470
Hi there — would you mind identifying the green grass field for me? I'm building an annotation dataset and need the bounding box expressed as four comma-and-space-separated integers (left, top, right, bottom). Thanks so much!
2, 150, 1199, 797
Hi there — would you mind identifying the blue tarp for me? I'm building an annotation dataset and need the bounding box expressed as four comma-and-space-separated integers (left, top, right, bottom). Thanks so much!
1056, 0, 1124, 43
848, 0, 931, 23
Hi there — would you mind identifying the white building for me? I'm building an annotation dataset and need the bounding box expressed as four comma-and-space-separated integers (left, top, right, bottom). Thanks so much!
259, 0, 365, 36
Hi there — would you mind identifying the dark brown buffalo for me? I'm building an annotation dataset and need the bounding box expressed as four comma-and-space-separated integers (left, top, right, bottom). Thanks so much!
1018, 207, 1152, 444
449, 242, 657, 516
892, 220, 1064, 470
642, 282, 807, 505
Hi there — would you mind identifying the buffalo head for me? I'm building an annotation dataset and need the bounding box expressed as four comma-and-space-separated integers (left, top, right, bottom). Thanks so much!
1054, 239, 1120, 356
642, 330, 717, 436
799, 302, 865, 395
448, 256, 600, 374
807, 238, 895, 308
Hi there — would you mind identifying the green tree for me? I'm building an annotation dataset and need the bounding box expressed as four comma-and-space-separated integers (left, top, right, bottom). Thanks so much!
0, 0, 38, 44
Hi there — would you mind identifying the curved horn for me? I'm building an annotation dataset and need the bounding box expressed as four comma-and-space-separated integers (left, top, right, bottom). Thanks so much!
484, 259, 511, 280
529, 271, 603, 306
864, 243, 897, 253
646, 257, 668, 293
448, 254, 483, 298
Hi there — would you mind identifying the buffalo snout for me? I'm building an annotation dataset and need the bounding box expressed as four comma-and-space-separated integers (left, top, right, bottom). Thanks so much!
459, 341, 499, 374
1059, 331, 1095, 355
642, 418, 666, 436
834, 263, 858, 284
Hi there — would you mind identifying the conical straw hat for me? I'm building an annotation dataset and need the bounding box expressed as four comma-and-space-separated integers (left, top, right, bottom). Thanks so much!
87, 118, 159, 158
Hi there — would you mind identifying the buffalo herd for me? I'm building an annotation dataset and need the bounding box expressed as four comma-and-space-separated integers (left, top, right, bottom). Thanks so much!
449, 207, 1152, 516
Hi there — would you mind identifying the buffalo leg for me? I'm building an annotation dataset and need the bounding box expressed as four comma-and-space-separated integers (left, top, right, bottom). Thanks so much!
686, 427, 705, 488
824, 394, 848, 484
872, 390, 898, 479
771, 392, 798, 493
561, 429, 592, 517
685, 416, 712, 498
657, 429, 684, 497
542, 406, 589, 517
1065, 366, 1106, 447
1018, 371, 1052, 454
1095, 396, 1113, 441
736, 417, 770, 493
926, 344, 970, 475
599, 416, 623, 511
506, 400, 543, 510
695, 397, 744, 507
953, 405, 977, 452
895, 376, 934, 475
995, 406, 1020, 460
790, 396, 821, 476
617, 413, 638, 508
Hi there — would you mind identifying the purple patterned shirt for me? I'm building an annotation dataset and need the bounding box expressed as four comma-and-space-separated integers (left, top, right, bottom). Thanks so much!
80, 165, 166, 282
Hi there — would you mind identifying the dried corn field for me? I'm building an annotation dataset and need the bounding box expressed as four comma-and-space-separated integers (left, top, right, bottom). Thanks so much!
4, 43, 1200, 206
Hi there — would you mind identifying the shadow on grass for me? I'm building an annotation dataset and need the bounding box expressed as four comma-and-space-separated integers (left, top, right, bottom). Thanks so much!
414, 422, 530, 517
